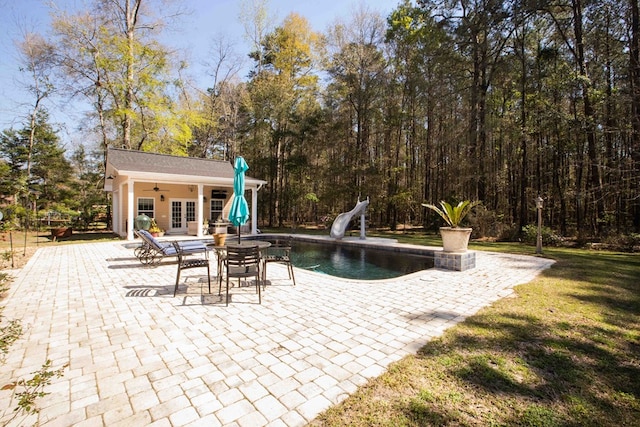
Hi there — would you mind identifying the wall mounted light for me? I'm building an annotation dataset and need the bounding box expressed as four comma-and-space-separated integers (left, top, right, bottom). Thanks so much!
203, 196, 207, 202
104, 175, 115, 192
160, 194, 165, 202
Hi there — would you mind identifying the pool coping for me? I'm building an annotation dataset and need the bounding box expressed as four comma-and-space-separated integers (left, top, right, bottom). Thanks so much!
256, 233, 478, 272
255, 233, 442, 255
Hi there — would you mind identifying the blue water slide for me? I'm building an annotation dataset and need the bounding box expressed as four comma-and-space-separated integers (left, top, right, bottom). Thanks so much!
330, 198, 370, 239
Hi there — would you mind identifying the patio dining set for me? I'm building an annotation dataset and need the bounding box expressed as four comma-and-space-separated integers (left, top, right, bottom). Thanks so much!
133, 229, 295, 305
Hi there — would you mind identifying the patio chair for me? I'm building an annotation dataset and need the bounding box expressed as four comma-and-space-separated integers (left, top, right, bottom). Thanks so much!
262, 237, 296, 286
220, 245, 261, 305
134, 229, 208, 265
172, 242, 211, 297
211, 246, 227, 290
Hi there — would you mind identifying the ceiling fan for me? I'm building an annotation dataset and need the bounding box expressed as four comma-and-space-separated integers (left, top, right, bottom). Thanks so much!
144, 183, 169, 192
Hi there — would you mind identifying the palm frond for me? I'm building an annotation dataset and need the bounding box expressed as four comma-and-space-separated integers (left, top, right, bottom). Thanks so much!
422, 200, 479, 227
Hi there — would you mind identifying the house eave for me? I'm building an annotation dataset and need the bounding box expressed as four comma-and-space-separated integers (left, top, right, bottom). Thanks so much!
105, 170, 267, 190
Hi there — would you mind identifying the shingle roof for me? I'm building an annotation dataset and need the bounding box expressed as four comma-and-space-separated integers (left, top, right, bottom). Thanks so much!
107, 147, 236, 179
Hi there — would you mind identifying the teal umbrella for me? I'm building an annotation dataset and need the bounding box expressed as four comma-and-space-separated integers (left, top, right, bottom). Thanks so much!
228, 156, 250, 243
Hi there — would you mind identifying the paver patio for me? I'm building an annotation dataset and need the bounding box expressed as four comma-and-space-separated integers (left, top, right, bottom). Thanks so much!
0, 239, 554, 426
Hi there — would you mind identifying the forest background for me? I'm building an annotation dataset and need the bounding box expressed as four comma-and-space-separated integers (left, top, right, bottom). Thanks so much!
1, 0, 640, 244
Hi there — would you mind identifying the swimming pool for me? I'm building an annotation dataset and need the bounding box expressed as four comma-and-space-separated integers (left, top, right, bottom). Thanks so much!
288, 240, 434, 280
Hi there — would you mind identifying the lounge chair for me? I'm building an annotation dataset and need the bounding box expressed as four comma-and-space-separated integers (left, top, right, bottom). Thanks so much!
134, 229, 208, 265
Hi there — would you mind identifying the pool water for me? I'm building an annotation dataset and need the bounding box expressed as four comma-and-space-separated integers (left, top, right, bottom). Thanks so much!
289, 241, 433, 280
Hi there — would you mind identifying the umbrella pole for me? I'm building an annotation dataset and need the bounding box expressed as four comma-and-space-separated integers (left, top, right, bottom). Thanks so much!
238, 224, 241, 243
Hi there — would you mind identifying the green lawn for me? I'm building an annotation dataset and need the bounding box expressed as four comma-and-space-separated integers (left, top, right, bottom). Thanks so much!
309, 239, 640, 426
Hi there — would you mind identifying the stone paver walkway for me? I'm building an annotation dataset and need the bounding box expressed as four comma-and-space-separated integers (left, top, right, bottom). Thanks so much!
0, 240, 554, 426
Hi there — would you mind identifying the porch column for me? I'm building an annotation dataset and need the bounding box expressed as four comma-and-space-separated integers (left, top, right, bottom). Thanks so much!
251, 187, 258, 235
112, 187, 120, 235
197, 184, 204, 238
127, 179, 134, 240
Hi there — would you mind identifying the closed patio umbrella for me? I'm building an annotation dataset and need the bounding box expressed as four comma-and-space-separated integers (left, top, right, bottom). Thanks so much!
228, 156, 250, 243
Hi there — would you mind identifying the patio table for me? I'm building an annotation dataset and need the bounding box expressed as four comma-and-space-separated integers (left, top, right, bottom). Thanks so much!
207, 240, 271, 287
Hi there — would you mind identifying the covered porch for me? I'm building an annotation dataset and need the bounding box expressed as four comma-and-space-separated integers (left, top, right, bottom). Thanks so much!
104, 148, 266, 241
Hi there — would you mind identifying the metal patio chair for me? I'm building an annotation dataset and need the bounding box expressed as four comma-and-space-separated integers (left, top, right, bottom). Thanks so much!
262, 236, 296, 286
172, 241, 211, 297
220, 245, 261, 306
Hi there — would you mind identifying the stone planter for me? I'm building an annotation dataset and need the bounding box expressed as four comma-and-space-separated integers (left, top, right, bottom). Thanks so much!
440, 227, 472, 253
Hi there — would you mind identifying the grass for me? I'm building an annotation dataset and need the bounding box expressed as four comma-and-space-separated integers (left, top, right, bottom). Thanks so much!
0, 229, 119, 248
310, 245, 640, 426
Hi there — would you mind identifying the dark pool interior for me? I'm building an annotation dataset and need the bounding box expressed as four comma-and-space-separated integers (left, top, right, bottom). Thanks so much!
288, 240, 434, 280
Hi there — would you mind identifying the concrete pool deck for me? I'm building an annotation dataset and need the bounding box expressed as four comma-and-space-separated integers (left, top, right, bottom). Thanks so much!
0, 239, 554, 426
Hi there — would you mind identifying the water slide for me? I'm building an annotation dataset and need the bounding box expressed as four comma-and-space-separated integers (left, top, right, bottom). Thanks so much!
330, 198, 370, 239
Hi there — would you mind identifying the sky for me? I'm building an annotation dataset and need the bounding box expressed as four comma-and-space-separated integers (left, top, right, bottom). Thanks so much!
0, 0, 402, 146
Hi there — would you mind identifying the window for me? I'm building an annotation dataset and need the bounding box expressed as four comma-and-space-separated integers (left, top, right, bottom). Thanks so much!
210, 199, 223, 222
138, 198, 155, 218
186, 201, 196, 222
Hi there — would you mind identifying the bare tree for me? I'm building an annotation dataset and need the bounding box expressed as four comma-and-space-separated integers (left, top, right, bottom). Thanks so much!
326, 5, 388, 200
16, 31, 56, 183
240, 0, 275, 74
51, 0, 175, 152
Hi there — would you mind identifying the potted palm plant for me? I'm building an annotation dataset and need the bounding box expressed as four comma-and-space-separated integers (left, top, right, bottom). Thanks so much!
422, 200, 479, 253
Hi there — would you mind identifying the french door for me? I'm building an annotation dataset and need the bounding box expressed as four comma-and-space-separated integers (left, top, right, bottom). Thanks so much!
170, 199, 197, 233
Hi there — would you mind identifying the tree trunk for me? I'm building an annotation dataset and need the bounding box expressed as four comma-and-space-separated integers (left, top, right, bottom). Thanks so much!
630, 0, 640, 231
518, 27, 528, 231
572, 0, 603, 234
123, 0, 142, 149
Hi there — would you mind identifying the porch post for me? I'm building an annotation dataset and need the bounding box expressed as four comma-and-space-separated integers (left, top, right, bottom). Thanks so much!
112, 187, 120, 235
197, 184, 204, 238
251, 187, 258, 235
127, 179, 134, 241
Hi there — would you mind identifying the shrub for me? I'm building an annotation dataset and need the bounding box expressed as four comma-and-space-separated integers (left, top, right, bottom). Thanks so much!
601, 233, 640, 252
497, 224, 522, 242
468, 205, 508, 238
521, 224, 562, 246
